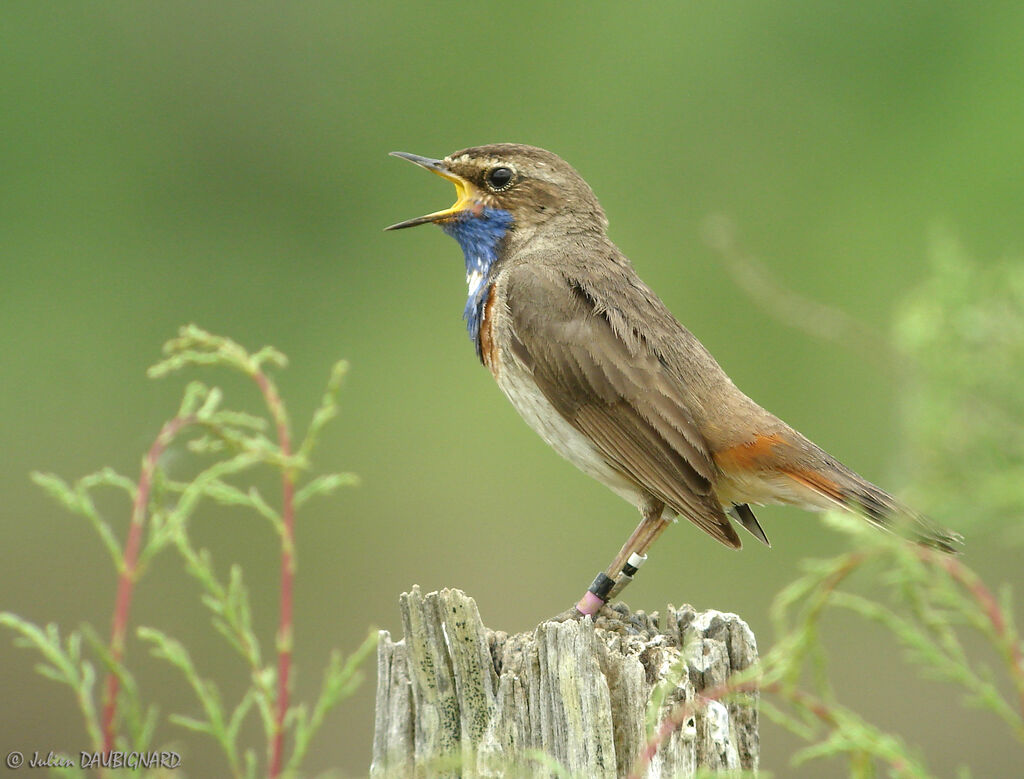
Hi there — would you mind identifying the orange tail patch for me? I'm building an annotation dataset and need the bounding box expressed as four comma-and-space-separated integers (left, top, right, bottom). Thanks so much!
781, 468, 845, 504
713, 433, 788, 472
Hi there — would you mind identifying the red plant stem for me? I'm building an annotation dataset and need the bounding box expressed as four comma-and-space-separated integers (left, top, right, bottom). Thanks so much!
631, 551, 1024, 777
102, 414, 194, 755
932, 552, 1024, 720
253, 370, 294, 779
628, 676, 762, 779
628, 677, 919, 779
630, 552, 872, 778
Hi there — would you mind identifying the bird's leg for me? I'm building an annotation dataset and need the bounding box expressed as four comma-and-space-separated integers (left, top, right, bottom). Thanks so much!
574, 500, 667, 616
606, 513, 672, 600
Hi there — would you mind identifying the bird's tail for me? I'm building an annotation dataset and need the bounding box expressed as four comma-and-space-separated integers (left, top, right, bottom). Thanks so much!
785, 465, 963, 554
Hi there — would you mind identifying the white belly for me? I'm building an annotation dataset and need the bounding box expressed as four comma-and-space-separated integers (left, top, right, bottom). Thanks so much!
493, 353, 648, 511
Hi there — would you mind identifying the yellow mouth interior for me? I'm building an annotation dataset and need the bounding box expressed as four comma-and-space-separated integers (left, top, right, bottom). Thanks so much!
385, 155, 484, 230
426, 171, 478, 222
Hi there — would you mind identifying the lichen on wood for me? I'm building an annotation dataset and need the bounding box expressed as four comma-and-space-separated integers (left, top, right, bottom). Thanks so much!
371, 587, 758, 778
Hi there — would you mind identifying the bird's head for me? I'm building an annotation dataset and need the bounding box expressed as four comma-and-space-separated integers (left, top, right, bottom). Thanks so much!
385, 144, 608, 244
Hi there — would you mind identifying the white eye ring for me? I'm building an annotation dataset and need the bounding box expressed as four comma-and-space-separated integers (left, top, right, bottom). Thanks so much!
486, 166, 515, 192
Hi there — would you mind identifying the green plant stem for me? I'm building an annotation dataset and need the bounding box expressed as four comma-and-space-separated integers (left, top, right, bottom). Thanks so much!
631, 550, 910, 778
252, 369, 295, 779
807, 551, 870, 623
102, 414, 195, 754
628, 675, 761, 779
629, 676, 922, 779
932, 551, 1024, 722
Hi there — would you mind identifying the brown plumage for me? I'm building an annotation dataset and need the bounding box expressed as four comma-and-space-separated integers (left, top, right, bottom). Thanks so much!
387, 144, 961, 613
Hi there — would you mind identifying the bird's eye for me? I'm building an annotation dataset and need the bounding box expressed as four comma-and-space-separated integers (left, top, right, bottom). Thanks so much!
486, 166, 514, 191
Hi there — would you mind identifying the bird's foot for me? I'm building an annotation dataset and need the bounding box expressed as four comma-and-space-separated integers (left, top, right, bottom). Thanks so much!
546, 600, 651, 636
549, 605, 589, 623
592, 601, 651, 635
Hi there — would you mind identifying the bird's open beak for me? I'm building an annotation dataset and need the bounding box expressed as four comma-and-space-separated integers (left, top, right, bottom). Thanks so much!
385, 152, 482, 230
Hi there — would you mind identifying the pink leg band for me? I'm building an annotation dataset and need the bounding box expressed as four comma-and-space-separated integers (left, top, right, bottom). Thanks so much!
575, 590, 605, 616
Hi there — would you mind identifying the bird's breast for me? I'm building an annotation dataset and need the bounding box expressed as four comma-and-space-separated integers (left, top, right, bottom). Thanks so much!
484, 294, 645, 509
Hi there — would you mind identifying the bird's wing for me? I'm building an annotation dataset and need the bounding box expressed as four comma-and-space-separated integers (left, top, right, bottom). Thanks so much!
502, 264, 741, 549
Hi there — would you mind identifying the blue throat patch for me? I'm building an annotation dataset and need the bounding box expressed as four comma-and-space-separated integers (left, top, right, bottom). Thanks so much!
440, 207, 514, 358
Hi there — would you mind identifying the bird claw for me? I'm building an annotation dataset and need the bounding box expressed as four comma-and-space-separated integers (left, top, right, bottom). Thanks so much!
548, 605, 590, 623
547, 600, 622, 624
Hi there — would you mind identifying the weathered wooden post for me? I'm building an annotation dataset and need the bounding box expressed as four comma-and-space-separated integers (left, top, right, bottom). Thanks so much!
371, 587, 758, 777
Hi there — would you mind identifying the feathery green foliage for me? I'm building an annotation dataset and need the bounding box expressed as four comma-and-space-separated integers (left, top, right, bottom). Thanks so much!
2, 326, 373, 778
896, 229, 1024, 536
630, 237, 1024, 778
6, 237, 1022, 777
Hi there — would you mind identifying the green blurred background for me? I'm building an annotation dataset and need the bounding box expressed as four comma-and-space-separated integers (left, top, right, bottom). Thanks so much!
3, 2, 1022, 776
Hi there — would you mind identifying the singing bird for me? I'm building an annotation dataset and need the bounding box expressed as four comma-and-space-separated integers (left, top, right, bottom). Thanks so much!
386, 144, 960, 617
